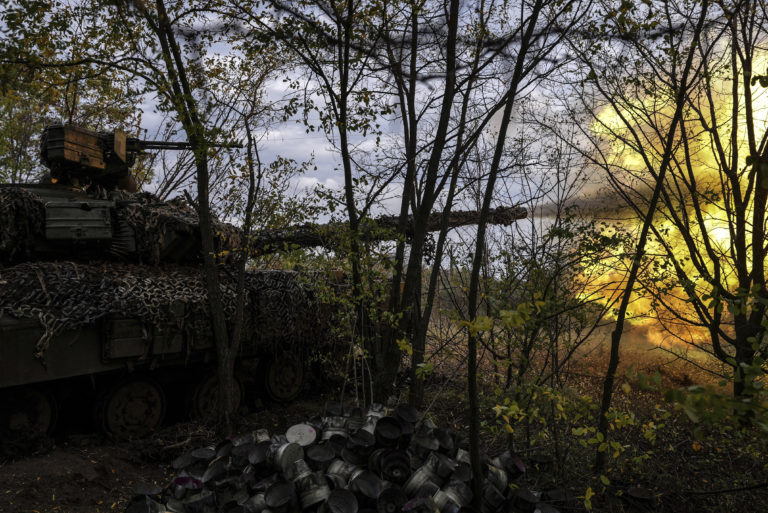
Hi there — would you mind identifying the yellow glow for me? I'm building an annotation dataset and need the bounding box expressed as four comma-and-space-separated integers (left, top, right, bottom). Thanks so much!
581, 53, 768, 349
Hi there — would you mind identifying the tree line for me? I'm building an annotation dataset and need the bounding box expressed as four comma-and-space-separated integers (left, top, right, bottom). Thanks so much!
2, 0, 768, 501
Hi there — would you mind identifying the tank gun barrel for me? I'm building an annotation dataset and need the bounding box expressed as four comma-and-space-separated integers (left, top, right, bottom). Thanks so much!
126, 139, 243, 151
127, 139, 192, 151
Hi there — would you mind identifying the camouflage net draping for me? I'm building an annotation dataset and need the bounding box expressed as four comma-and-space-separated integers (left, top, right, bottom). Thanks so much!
0, 261, 324, 360
116, 192, 243, 264
0, 187, 45, 263
0, 187, 243, 266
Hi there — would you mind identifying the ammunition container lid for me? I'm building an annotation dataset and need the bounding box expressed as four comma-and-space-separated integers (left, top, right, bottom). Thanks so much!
327, 489, 359, 513
286, 423, 319, 447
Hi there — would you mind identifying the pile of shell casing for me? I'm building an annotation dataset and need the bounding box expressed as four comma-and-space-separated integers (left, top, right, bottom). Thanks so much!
125, 403, 561, 513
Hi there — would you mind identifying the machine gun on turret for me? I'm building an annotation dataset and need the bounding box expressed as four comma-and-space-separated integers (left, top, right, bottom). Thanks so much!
39, 123, 237, 191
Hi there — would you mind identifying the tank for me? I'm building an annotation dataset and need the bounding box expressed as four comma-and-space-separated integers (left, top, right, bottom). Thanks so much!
0, 123, 330, 441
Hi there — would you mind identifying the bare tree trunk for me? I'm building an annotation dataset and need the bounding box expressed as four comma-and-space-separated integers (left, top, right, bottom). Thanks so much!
151, 0, 237, 434
465, 0, 548, 504
593, 0, 710, 471
404, 0, 461, 408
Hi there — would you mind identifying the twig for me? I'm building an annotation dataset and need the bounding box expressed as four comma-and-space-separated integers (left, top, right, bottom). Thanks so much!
684, 481, 768, 495
164, 436, 193, 450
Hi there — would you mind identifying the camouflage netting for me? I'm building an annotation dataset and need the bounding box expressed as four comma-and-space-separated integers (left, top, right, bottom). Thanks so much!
0, 187, 46, 263
115, 192, 243, 264
0, 261, 324, 359
0, 187, 243, 266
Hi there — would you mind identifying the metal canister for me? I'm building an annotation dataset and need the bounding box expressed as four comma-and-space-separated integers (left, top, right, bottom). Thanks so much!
234, 432, 256, 447
272, 442, 305, 475
415, 418, 436, 436
325, 473, 347, 490
368, 403, 386, 418
349, 470, 383, 507
241, 464, 257, 490
191, 446, 217, 462
264, 480, 297, 513
172, 452, 195, 471
323, 416, 349, 440
432, 428, 455, 456
307, 416, 325, 441
307, 443, 336, 472
484, 464, 508, 493
409, 435, 439, 461
181, 489, 216, 513
343, 430, 376, 465
202, 458, 228, 484
397, 418, 414, 448
490, 451, 525, 480
233, 442, 255, 468
480, 484, 505, 513
217, 439, 234, 459
361, 404, 386, 434
360, 416, 378, 435
415, 481, 440, 499
252, 474, 280, 494
173, 474, 204, 494
376, 485, 407, 513
374, 417, 402, 448
450, 462, 471, 483
509, 488, 539, 513
403, 453, 443, 497
433, 453, 458, 479
368, 449, 387, 476
287, 423, 319, 448
255, 429, 271, 444
394, 404, 419, 426
249, 441, 274, 477
433, 481, 472, 510
380, 450, 411, 485
401, 496, 437, 513
347, 407, 365, 432
327, 434, 348, 457
325, 488, 359, 513
293, 459, 332, 509
327, 459, 362, 481
242, 492, 267, 513
212, 474, 241, 493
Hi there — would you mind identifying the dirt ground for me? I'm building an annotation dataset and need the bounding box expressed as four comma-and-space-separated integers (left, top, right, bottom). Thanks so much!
0, 397, 329, 513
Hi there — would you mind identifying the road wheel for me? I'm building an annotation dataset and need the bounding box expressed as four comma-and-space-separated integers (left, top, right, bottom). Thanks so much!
2, 387, 57, 435
99, 376, 165, 439
191, 373, 242, 422
260, 352, 304, 402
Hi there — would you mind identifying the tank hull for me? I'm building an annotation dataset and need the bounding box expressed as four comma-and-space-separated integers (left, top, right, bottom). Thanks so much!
0, 261, 329, 439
